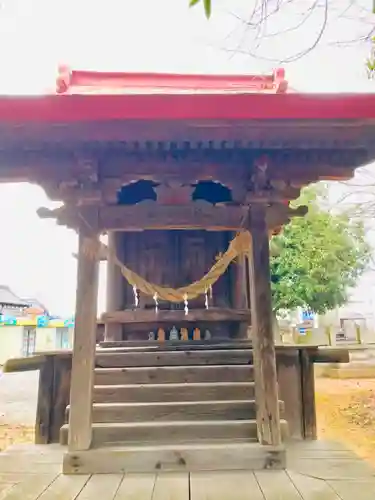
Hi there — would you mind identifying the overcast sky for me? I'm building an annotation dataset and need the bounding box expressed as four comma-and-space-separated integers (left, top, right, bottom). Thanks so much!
0, 0, 374, 315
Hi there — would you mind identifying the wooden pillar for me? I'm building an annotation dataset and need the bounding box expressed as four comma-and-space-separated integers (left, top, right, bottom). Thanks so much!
68, 229, 99, 451
234, 254, 248, 309
247, 205, 281, 446
233, 253, 249, 338
105, 231, 123, 341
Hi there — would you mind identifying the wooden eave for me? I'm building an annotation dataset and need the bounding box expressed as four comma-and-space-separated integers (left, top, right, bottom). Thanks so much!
0, 119, 374, 150
0, 88, 374, 186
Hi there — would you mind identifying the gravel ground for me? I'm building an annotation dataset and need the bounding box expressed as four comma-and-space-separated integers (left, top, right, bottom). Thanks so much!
0, 370, 38, 425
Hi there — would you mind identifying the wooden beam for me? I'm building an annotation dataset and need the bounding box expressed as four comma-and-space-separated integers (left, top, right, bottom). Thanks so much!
2, 354, 46, 372
40, 202, 305, 233
98, 202, 247, 231
101, 308, 251, 325
309, 347, 349, 364
247, 204, 282, 446
104, 232, 124, 342
68, 228, 99, 451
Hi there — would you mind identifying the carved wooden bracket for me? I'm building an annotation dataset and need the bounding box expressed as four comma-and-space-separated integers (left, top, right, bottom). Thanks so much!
37, 205, 99, 233
154, 182, 194, 205
242, 156, 302, 205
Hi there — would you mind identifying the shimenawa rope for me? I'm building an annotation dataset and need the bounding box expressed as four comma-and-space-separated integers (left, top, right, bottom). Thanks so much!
82, 231, 253, 302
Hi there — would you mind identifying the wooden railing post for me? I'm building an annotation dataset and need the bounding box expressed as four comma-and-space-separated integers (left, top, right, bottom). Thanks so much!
247, 205, 282, 446
68, 229, 99, 451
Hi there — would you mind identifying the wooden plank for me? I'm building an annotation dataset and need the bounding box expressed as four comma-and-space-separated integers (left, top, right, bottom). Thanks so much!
191, 471, 264, 500
95, 350, 252, 367
290, 458, 375, 480
35, 356, 54, 445
287, 440, 348, 452
114, 474, 155, 500
50, 357, 72, 443
95, 365, 254, 385
68, 230, 99, 451
0, 449, 63, 465
152, 472, 189, 500
34, 355, 72, 444
38, 474, 90, 500
76, 475, 123, 500
3, 443, 64, 455
277, 350, 304, 439
287, 449, 356, 460
247, 204, 281, 446
2, 355, 46, 373
288, 471, 341, 499
300, 350, 317, 440
0, 472, 57, 484
0, 473, 58, 500
99, 339, 253, 348
101, 308, 251, 324
309, 347, 349, 364
63, 442, 286, 474
92, 381, 255, 403
255, 471, 301, 499
329, 479, 375, 500
99, 340, 339, 353
61, 420, 261, 446
0, 455, 61, 474
0, 482, 16, 498
86, 400, 264, 423
104, 232, 123, 342
99, 341, 254, 352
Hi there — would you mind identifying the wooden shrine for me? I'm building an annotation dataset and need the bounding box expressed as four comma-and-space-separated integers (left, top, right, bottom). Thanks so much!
1, 67, 375, 473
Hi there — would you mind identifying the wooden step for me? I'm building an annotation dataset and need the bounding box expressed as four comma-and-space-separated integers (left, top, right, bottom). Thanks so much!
95, 365, 254, 385
96, 349, 252, 368
63, 442, 286, 474
61, 420, 289, 446
93, 382, 255, 403
66, 400, 281, 423
61, 419, 275, 446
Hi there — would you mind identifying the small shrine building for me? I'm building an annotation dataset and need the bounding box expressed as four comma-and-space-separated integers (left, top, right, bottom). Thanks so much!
1, 67, 375, 473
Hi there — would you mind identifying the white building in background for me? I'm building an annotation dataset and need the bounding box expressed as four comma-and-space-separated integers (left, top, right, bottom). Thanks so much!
318, 271, 375, 341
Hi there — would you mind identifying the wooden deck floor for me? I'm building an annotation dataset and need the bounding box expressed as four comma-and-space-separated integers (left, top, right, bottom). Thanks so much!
0, 440, 375, 499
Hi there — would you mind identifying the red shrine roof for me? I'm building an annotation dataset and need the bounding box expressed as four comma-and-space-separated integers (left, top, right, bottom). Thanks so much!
56, 66, 289, 95
0, 67, 374, 124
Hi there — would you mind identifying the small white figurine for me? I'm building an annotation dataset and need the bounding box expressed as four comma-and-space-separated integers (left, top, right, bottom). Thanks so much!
169, 326, 179, 341
148, 331, 155, 341
204, 329, 212, 340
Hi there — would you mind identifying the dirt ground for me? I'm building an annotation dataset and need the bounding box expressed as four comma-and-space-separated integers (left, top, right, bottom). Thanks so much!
1, 374, 375, 459
0, 371, 37, 452
315, 377, 375, 466
0, 424, 34, 451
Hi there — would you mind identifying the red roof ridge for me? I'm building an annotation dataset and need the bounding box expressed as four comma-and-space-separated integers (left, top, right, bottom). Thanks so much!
56, 65, 288, 95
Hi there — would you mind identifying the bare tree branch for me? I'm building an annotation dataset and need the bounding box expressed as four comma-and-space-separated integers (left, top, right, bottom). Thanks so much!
199, 0, 375, 66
